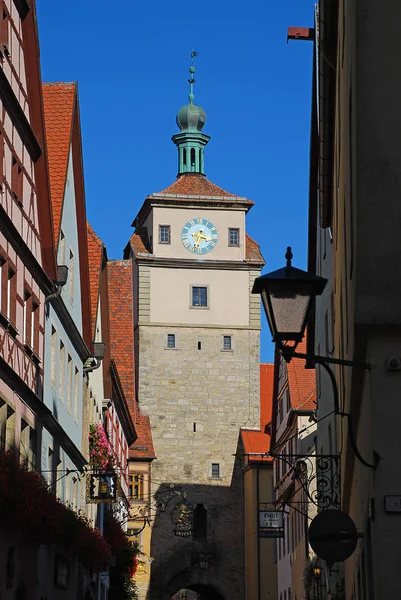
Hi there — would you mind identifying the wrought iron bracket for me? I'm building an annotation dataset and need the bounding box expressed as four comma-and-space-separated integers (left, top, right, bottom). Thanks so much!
273, 453, 341, 511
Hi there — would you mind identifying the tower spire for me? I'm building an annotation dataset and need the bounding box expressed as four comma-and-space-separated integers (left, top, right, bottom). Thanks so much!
172, 51, 210, 177
188, 50, 197, 104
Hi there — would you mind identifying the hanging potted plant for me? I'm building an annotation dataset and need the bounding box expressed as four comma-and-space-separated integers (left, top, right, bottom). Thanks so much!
89, 423, 115, 471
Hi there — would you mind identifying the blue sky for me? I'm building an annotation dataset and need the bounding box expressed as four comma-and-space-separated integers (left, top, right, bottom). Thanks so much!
37, 0, 315, 361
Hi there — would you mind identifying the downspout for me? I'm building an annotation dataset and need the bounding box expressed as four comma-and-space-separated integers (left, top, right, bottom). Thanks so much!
257, 468, 261, 600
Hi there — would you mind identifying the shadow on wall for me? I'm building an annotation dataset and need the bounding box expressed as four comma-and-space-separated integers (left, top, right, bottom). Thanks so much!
148, 455, 244, 600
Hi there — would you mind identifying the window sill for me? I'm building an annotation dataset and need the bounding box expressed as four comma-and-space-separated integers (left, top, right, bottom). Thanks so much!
208, 477, 222, 482
165, 346, 179, 350
220, 349, 234, 353
190, 305, 210, 310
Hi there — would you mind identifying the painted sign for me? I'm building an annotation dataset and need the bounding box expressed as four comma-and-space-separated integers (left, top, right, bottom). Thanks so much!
258, 510, 284, 538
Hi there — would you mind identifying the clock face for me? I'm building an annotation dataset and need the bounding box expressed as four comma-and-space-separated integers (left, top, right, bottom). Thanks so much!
181, 217, 218, 255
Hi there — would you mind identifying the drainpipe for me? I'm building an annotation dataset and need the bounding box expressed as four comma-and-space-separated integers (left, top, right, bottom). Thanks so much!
45, 265, 68, 301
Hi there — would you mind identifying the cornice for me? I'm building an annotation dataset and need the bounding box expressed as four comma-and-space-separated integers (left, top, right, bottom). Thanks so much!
135, 256, 264, 271
0, 205, 53, 294
50, 295, 91, 363
133, 196, 252, 227
136, 321, 261, 331
13, 0, 30, 20
0, 356, 87, 469
0, 67, 41, 162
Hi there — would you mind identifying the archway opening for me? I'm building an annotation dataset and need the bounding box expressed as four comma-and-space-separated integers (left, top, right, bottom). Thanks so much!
171, 584, 224, 600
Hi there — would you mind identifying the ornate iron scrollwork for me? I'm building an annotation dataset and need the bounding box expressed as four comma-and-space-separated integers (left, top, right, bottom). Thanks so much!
292, 454, 341, 510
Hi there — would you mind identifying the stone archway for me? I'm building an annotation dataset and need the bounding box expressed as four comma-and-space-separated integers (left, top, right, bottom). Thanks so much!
187, 584, 225, 599
163, 569, 225, 600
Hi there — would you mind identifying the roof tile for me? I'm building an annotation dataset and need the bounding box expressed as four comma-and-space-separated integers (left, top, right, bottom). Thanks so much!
158, 173, 236, 197
86, 222, 104, 339
130, 413, 156, 460
241, 429, 272, 463
42, 82, 76, 244
287, 338, 316, 411
260, 363, 274, 429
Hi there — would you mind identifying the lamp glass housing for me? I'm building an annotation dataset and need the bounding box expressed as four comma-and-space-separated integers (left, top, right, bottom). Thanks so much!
253, 258, 328, 345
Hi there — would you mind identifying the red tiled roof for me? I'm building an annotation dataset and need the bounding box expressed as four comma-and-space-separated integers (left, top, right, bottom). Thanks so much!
107, 260, 136, 415
246, 234, 265, 265
158, 173, 236, 197
287, 338, 316, 411
260, 363, 274, 429
107, 260, 155, 460
129, 227, 151, 256
42, 82, 76, 244
130, 412, 156, 460
86, 222, 104, 339
241, 429, 272, 463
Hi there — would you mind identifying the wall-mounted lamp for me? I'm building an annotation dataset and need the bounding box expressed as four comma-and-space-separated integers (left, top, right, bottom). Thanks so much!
313, 563, 322, 578
46, 265, 69, 301
83, 341, 106, 374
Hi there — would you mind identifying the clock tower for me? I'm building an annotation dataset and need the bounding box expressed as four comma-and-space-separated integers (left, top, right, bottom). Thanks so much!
124, 62, 265, 600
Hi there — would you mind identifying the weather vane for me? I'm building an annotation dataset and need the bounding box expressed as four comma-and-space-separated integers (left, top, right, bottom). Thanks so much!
188, 50, 198, 104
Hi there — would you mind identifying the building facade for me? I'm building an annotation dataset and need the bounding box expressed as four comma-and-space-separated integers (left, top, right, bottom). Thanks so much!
124, 67, 264, 599
240, 362, 277, 600
270, 340, 316, 600
305, 0, 401, 597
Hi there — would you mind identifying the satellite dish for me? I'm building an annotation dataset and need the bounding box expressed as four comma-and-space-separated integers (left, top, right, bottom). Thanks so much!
308, 510, 358, 563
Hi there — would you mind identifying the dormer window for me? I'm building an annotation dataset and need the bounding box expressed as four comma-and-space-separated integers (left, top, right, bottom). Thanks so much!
159, 225, 171, 244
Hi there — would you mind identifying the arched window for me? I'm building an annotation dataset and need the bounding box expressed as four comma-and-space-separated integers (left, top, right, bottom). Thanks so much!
193, 503, 207, 540
183, 149, 187, 171
190, 148, 196, 171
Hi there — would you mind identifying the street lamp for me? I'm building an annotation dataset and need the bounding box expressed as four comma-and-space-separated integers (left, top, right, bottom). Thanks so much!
252, 247, 327, 350
252, 245, 376, 469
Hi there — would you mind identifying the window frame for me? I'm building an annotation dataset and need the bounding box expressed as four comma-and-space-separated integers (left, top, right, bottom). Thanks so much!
211, 463, 220, 479
190, 285, 209, 309
228, 227, 240, 247
222, 335, 233, 351
158, 225, 171, 245
166, 333, 176, 349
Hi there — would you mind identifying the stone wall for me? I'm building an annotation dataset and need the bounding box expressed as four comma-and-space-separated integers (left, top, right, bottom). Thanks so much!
138, 324, 260, 599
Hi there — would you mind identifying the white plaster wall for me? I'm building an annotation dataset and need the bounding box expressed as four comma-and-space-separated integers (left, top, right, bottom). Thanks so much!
59, 146, 83, 333
149, 267, 249, 326
150, 206, 246, 262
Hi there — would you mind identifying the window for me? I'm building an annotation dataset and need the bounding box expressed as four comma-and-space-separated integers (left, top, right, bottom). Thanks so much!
211, 463, 220, 478
129, 474, 142, 500
74, 367, 79, 422
68, 250, 74, 302
0, 7, 9, 52
50, 326, 57, 388
23, 291, 30, 344
31, 300, 38, 352
228, 228, 240, 247
59, 341, 65, 402
67, 355, 73, 413
167, 334, 176, 348
192, 286, 208, 307
223, 335, 232, 350
193, 504, 207, 540
159, 225, 171, 244
59, 230, 66, 265
11, 158, 23, 203
6, 267, 15, 322
127, 528, 142, 549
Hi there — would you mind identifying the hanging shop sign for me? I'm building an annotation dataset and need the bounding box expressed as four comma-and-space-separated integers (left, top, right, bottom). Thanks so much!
171, 500, 193, 537
258, 510, 284, 538
86, 472, 121, 503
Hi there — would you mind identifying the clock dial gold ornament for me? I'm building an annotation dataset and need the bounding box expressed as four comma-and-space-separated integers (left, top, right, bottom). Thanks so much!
181, 218, 218, 254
